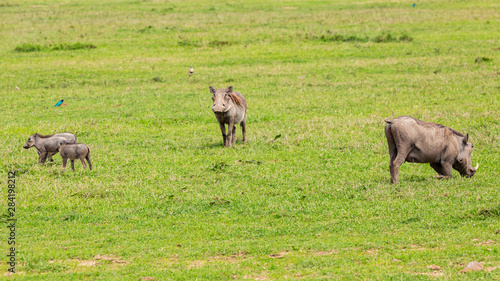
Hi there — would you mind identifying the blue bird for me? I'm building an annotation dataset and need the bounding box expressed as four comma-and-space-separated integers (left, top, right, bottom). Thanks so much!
54, 100, 64, 107
412, 3, 415, 7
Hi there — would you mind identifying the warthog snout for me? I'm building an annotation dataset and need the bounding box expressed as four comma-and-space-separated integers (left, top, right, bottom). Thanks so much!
212, 103, 226, 113
463, 163, 479, 178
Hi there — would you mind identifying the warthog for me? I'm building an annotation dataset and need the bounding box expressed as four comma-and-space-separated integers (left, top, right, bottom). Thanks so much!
57, 141, 92, 172
384, 114, 478, 183
23, 133, 77, 163
210, 86, 247, 147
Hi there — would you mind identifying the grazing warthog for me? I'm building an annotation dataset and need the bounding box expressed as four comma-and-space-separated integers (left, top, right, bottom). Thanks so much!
57, 141, 92, 172
384, 114, 478, 184
210, 86, 247, 147
23, 133, 77, 163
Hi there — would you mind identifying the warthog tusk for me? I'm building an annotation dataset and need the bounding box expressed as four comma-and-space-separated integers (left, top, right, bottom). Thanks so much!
474, 163, 479, 170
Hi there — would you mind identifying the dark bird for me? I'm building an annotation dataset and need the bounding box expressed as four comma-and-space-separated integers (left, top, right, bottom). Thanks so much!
54, 100, 64, 107
189, 66, 194, 78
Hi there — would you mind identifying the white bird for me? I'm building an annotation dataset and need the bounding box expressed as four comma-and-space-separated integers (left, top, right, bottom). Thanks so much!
189, 66, 194, 78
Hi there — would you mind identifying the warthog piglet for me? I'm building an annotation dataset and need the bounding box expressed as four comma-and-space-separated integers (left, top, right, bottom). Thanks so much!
57, 141, 92, 172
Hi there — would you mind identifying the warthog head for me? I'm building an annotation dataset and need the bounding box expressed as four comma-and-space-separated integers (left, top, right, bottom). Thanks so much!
56, 140, 68, 151
210, 86, 234, 113
453, 133, 478, 177
23, 134, 37, 149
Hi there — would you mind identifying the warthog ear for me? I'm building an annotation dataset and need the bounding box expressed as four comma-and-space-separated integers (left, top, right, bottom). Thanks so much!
227, 86, 233, 93
209, 86, 216, 94
463, 133, 469, 144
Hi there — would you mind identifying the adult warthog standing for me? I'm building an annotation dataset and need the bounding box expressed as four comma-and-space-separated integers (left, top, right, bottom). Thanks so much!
384, 114, 478, 183
210, 86, 247, 147
23, 133, 77, 163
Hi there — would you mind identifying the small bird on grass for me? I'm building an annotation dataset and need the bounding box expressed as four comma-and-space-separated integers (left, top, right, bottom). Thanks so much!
54, 99, 64, 107
189, 66, 194, 78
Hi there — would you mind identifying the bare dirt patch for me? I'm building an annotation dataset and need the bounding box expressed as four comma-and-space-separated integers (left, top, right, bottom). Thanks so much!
476, 239, 496, 246
427, 264, 440, 271
268, 251, 288, 259
94, 254, 128, 264
78, 260, 98, 267
313, 250, 339, 256
69, 254, 127, 267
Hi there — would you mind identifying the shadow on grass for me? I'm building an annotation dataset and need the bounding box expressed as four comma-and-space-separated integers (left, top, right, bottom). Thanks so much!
199, 141, 247, 149
201, 142, 224, 149
402, 175, 429, 183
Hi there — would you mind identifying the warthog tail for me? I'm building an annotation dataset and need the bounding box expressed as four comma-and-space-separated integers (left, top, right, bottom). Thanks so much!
86, 146, 92, 170
384, 112, 395, 123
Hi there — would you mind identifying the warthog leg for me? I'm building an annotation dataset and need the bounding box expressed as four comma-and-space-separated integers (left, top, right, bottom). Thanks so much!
232, 125, 237, 146
80, 157, 87, 169
241, 120, 247, 143
391, 149, 410, 184
225, 119, 235, 148
39, 151, 48, 164
218, 122, 227, 147
47, 152, 55, 162
86, 153, 92, 170
62, 157, 68, 169
430, 163, 452, 179
385, 124, 408, 184
71, 160, 75, 172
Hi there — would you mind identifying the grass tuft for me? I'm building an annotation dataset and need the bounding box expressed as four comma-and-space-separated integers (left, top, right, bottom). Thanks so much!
475, 56, 492, 63
307, 31, 413, 43
14, 43, 42, 52
477, 206, 500, 217
209, 40, 232, 47
177, 39, 202, 47
14, 42, 96, 52
372, 32, 413, 43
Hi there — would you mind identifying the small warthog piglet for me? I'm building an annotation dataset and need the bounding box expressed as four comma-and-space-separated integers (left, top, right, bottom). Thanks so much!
210, 85, 247, 147
57, 141, 92, 172
23, 133, 77, 163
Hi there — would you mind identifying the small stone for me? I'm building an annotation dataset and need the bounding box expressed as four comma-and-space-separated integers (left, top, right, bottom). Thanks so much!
462, 261, 483, 272
392, 258, 402, 262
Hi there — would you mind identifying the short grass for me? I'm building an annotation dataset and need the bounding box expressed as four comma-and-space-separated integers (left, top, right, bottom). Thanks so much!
1, 0, 499, 279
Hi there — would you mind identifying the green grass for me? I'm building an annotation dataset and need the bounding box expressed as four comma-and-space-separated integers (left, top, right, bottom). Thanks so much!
1, 0, 499, 279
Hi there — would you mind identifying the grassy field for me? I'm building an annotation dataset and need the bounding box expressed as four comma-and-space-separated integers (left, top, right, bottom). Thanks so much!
1, 0, 499, 279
